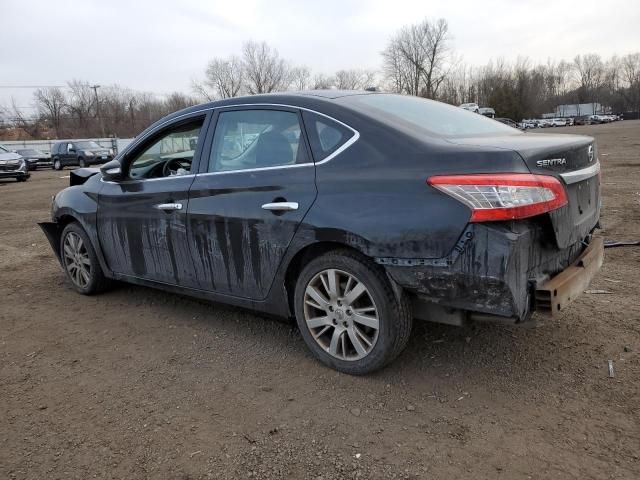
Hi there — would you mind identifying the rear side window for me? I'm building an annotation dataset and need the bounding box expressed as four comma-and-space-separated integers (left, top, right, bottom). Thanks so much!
302, 112, 355, 162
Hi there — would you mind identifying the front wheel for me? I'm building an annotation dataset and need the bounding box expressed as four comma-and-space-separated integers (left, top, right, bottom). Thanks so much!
60, 223, 110, 294
78, 158, 86, 168
53, 159, 62, 170
294, 250, 412, 375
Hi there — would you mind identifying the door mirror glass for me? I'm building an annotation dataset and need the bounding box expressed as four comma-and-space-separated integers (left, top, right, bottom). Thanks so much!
100, 159, 123, 181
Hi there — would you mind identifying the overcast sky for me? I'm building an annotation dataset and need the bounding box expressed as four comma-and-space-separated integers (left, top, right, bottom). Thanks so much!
2, 0, 639, 111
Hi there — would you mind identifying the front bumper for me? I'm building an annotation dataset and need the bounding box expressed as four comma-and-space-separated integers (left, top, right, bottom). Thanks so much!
0, 170, 30, 180
382, 222, 602, 322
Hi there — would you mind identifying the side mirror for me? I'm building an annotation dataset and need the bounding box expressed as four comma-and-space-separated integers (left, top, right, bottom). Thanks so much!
100, 159, 123, 181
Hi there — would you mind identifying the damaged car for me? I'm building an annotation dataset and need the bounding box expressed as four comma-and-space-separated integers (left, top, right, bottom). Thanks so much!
39, 91, 603, 375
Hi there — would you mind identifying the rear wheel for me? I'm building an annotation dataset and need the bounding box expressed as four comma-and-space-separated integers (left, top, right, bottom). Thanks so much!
294, 250, 412, 375
16, 176, 27, 182
60, 223, 110, 294
78, 157, 86, 168
53, 159, 62, 170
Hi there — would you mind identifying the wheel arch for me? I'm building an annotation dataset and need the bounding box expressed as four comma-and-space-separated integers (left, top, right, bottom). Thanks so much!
282, 240, 381, 317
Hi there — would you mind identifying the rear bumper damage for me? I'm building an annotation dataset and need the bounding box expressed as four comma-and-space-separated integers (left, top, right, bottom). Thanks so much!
381, 221, 602, 323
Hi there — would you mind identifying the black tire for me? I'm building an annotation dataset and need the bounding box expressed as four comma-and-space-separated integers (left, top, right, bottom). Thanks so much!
60, 222, 111, 295
78, 157, 86, 168
53, 159, 62, 170
16, 176, 28, 182
294, 249, 412, 375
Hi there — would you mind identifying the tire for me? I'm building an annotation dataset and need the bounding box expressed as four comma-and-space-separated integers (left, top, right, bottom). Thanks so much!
53, 159, 62, 170
60, 223, 110, 295
294, 249, 412, 375
16, 177, 28, 182
78, 158, 86, 168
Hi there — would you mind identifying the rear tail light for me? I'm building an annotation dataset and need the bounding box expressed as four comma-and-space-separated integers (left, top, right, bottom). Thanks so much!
427, 173, 568, 222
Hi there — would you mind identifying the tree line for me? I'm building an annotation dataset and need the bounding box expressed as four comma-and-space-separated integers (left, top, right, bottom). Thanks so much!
2, 19, 639, 140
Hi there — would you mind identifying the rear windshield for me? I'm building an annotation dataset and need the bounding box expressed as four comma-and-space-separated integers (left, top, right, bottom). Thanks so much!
342, 94, 520, 137
18, 149, 41, 155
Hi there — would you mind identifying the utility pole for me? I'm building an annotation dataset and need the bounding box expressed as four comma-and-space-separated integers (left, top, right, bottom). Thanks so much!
90, 84, 105, 138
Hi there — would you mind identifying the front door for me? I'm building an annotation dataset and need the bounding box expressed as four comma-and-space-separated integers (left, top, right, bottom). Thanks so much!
187, 107, 317, 299
97, 113, 209, 285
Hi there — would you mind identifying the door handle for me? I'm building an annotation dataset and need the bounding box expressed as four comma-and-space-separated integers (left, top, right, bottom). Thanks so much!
261, 201, 299, 211
154, 202, 183, 211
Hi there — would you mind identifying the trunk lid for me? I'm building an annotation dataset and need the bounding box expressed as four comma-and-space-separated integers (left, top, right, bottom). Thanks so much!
447, 133, 600, 248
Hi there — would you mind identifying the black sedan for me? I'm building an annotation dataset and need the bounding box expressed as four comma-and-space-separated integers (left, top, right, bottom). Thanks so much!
39, 91, 603, 374
16, 148, 52, 170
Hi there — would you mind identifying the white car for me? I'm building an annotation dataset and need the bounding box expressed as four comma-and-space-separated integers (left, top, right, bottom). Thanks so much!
459, 103, 479, 113
550, 118, 567, 127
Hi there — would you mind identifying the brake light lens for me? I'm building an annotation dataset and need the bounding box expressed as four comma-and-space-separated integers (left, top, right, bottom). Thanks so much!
427, 173, 568, 222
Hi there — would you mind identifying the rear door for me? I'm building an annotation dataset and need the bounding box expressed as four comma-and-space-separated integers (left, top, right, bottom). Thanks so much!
186, 106, 317, 299
97, 112, 210, 285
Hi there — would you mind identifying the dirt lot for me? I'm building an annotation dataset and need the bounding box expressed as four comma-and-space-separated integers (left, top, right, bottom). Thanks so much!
1, 121, 639, 479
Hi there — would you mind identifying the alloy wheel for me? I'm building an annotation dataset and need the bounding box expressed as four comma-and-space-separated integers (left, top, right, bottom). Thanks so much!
303, 268, 379, 361
62, 232, 92, 288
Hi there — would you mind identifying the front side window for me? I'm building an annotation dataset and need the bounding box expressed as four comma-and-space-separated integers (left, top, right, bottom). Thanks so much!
127, 118, 204, 180
208, 109, 308, 172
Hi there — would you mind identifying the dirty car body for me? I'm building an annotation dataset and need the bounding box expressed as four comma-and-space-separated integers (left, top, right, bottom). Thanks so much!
40, 91, 603, 369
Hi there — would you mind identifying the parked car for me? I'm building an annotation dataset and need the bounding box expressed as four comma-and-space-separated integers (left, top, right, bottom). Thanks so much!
478, 107, 495, 118
0, 144, 29, 182
39, 91, 603, 375
574, 115, 591, 125
16, 148, 52, 170
565, 118, 575, 126
50, 140, 114, 170
550, 118, 567, 127
590, 115, 605, 124
521, 119, 538, 129
537, 119, 552, 128
459, 102, 479, 113
495, 117, 519, 129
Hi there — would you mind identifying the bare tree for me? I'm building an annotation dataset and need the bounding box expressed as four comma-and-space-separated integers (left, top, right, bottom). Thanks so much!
34, 87, 67, 137
573, 54, 605, 105
67, 80, 96, 136
201, 56, 244, 99
290, 66, 311, 90
242, 41, 291, 94
334, 69, 377, 90
311, 73, 334, 89
382, 18, 453, 98
621, 53, 640, 112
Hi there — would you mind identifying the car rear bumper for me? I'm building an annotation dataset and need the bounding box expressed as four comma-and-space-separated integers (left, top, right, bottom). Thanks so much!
381, 222, 602, 322
534, 236, 604, 315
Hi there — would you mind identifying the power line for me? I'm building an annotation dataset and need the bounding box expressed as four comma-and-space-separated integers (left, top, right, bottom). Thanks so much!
0, 85, 67, 89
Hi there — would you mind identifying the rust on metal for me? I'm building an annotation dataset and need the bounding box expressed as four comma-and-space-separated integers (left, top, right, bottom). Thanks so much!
535, 236, 605, 316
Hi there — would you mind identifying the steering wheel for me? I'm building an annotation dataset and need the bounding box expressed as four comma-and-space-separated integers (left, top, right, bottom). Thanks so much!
162, 158, 186, 177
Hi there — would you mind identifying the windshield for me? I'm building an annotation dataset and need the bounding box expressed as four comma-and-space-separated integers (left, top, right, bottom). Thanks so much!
17, 149, 42, 156
0, 145, 9, 153
342, 94, 520, 137
75, 141, 102, 149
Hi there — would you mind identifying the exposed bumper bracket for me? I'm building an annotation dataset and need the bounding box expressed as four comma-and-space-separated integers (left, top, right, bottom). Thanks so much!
535, 236, 604, 316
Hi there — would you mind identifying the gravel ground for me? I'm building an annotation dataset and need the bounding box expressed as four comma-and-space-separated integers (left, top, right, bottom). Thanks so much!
1, 121, 639, 479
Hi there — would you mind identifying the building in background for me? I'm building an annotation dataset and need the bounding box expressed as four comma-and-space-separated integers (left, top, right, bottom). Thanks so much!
555, 103, 611, 117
